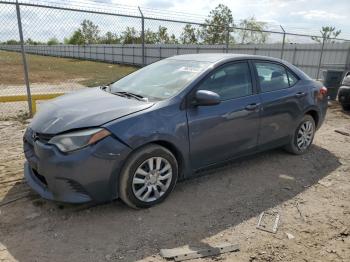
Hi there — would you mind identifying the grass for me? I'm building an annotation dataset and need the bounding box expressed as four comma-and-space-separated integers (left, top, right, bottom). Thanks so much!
0, 50, 138, 87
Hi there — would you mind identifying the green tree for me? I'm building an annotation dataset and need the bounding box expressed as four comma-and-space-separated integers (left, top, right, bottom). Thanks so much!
200, 4, 234, 44
121, 27, 141, 44
169, 34, 179, 44
157, 26, 170, 43
25, 38, 44, 45
100, 31, 120, 44
311, 26, 341, 43
25, 38, 34, 45
144, 29, 158, 44
4, 39, 20, 45
180, 24, 199, 44
65, 30, 84, 45
238, 17, 269, 44
80, 19, 100, 44
47, 37, 59, 45
65, 20, 100, 45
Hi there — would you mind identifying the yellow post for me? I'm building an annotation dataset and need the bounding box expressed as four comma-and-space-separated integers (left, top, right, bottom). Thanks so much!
0, 93, 64, 115
32, 98, 36, 114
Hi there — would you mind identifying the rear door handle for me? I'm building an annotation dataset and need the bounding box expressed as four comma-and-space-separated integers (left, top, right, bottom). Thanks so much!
245, 103, 261, 111
295, 92, 306, 98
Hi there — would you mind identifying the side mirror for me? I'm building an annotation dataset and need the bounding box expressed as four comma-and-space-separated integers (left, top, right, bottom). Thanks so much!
193, 90, 221, 106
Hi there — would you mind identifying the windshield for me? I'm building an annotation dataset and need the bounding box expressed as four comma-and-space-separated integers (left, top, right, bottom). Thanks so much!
110, 59, 210, 100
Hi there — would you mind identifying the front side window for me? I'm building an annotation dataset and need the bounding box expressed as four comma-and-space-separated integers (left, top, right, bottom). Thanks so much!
110, 59, 210, 100
255, 62, 290, 92
197, 62, 253, 100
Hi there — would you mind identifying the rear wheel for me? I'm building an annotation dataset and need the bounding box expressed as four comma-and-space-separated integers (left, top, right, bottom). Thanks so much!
284, 115, 315, 155
119, 144, 178, 209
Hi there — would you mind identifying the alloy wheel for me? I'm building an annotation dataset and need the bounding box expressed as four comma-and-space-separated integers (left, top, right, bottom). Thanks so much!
132, 157, 173, 202
296, 120, 314, 151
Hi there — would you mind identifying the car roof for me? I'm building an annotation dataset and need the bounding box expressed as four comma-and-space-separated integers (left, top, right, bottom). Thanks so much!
167, 53, 283, 63
167, 53, 311, 80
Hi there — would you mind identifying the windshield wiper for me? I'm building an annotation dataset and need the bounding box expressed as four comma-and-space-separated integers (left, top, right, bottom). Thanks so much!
113, 91, 148, 102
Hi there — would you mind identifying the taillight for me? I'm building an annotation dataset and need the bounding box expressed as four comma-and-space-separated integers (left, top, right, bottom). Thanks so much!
320, 86, 327, 95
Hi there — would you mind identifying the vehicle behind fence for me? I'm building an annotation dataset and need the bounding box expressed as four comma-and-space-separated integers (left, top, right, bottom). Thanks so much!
0, 0, 350, 117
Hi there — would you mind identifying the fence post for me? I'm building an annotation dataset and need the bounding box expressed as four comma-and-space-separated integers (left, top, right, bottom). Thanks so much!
103, 45, 106, 61
317, 37, 326, 80
345, 46, 350, 71
225, 26, 229, 53
122, 44, 124, 63
138, 7, 145, 66
15, 1, 32, 116
292, 46, 297, 65
280, 25, 286, 59
132, 46, 135, 64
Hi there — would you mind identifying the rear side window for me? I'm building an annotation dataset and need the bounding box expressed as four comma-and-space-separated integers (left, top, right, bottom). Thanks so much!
198, 62, 253, 100
255, 62, 298, 92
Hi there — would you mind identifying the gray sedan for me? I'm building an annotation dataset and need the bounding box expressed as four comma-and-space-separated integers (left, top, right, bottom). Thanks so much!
23, 54, 328, 208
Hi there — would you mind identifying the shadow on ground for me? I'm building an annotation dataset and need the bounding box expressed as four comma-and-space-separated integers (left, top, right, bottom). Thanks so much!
0, 144, 341, 261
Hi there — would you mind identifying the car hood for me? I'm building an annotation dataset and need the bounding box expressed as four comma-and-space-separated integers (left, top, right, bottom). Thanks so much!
30, 88, 154, 134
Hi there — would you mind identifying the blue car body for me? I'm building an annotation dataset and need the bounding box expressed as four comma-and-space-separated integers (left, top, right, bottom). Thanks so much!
23, 54, 327, 203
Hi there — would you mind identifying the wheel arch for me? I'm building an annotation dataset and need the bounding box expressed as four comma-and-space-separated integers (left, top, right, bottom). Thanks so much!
123, 140, 187, 181
304, 109, 319, 128
148, 140, 186, 180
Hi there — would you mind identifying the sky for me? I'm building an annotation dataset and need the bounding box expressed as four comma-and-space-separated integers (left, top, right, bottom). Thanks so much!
138, 0, 350, 37
1, 0, 349, 42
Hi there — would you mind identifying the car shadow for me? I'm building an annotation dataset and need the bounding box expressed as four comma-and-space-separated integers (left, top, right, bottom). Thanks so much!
341, 109, 350, 116
0, 144, 341, 261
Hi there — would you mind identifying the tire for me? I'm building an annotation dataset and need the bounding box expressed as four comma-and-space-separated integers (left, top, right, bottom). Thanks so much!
284, 115, 316, 155
119, 144, 178, 209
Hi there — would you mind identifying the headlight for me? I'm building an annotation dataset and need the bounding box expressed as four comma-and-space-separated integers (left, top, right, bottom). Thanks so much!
48, 128, 111, 152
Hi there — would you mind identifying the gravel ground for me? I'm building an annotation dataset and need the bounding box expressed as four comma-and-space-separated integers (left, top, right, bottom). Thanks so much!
0, 103, 349, 262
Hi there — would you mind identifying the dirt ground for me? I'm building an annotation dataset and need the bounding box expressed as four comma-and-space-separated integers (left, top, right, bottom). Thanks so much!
0, 103, 349, 262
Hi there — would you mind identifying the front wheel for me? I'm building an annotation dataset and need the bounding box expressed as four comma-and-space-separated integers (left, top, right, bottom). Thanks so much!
119, 144, 178, 209
284, 115, 316, 155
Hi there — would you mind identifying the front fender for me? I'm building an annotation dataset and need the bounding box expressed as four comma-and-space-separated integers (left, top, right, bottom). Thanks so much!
103, 103, 192, 178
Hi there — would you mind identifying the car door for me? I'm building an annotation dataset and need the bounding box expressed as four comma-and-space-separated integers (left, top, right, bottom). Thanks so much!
186, 61, 261, 170
253, 61, 305, 148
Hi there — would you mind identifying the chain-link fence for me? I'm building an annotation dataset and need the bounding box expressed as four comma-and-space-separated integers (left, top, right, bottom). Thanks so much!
1, 0, 350, 118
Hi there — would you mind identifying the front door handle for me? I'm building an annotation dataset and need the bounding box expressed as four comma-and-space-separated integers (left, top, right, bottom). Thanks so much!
295, 92, 306, 98
245, 103, 261, 111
